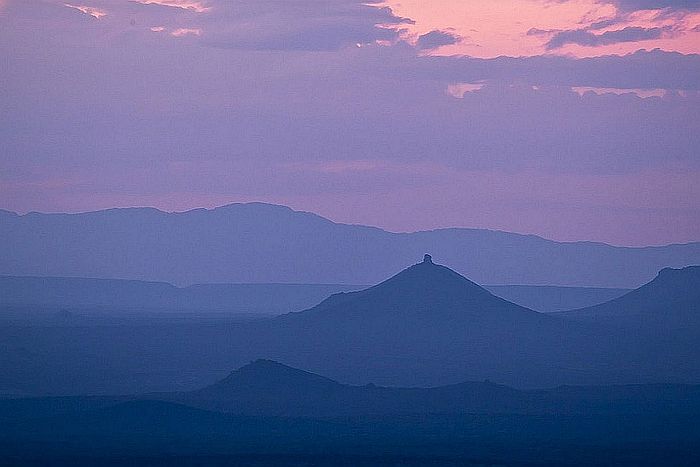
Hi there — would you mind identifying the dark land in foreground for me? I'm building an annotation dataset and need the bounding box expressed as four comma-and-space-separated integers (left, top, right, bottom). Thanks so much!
2, 359, 700, 466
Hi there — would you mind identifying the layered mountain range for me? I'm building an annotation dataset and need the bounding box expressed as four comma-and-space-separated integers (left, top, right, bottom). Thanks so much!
2, 255, 697, 394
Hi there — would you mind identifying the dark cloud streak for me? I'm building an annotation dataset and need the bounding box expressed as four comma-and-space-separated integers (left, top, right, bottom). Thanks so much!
415, 29, 460, 50
546, 26, 672, 49
613, 0, 700, 11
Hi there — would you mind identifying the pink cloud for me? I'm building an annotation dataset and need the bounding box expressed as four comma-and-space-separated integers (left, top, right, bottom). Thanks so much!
134, 1, 211, 13
446, 82, 486, 98
64, 3, 107, 19
170, 27, 201, 37
380, 0, 700, 57
572, 86, 667, 97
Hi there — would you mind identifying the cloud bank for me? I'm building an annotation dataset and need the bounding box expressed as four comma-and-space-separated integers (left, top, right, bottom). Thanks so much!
0, 0, 698, 245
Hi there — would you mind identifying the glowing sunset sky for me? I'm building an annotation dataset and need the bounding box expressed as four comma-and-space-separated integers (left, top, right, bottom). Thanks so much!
0, 0, 698, 245
384, 0, 700, 58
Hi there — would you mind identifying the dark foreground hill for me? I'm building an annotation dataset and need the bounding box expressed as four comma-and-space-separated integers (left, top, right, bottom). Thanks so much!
3, 402, 699, 466
170, 359, 700, 417
172, 359, 524, 417
1, 203, 698, 287
2, 361, 700, 466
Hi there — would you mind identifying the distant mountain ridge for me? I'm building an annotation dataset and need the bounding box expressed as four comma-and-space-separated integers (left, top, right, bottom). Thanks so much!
1, 202, 699, 288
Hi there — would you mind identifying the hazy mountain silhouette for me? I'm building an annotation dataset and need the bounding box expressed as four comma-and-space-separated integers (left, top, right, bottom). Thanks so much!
553, 266, 700, 386
6, 360, 700, 419
557, 266, 700, 328
149, 359, 700, 418
226, 255, 621, 388
178, 359, 355, 416
2, 203, 698, 287
3, 257, 700, 395
281, 254, 543, 322
0, 275, 361, 315
193, 359, 341, 400
175, 358, 522, 417
231, 256, 700, 388
0, 275, 627, 315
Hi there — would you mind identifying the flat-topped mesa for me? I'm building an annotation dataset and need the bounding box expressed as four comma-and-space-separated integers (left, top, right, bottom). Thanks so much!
423, 254, 433, 264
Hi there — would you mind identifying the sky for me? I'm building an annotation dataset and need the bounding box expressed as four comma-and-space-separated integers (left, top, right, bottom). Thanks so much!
0, 0, 699, 246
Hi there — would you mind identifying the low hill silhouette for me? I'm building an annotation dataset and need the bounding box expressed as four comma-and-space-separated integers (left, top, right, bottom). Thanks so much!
6, 360, 700, 419
171, 359, 700, 417
557, 266, 700, 328
0, 275, 628, 315
173, 359, 521, 416
228, 257, 700, 388
553, 266, 700, 384
285, 253, 543, 321
228, 256, 615, 388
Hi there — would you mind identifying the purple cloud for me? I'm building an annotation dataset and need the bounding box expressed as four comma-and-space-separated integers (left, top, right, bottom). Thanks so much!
546, 26, 673, 49
200, 1, 411, 51
415, 30, 460, 50
613, 0, 700, 11
0, 0, 699, 245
